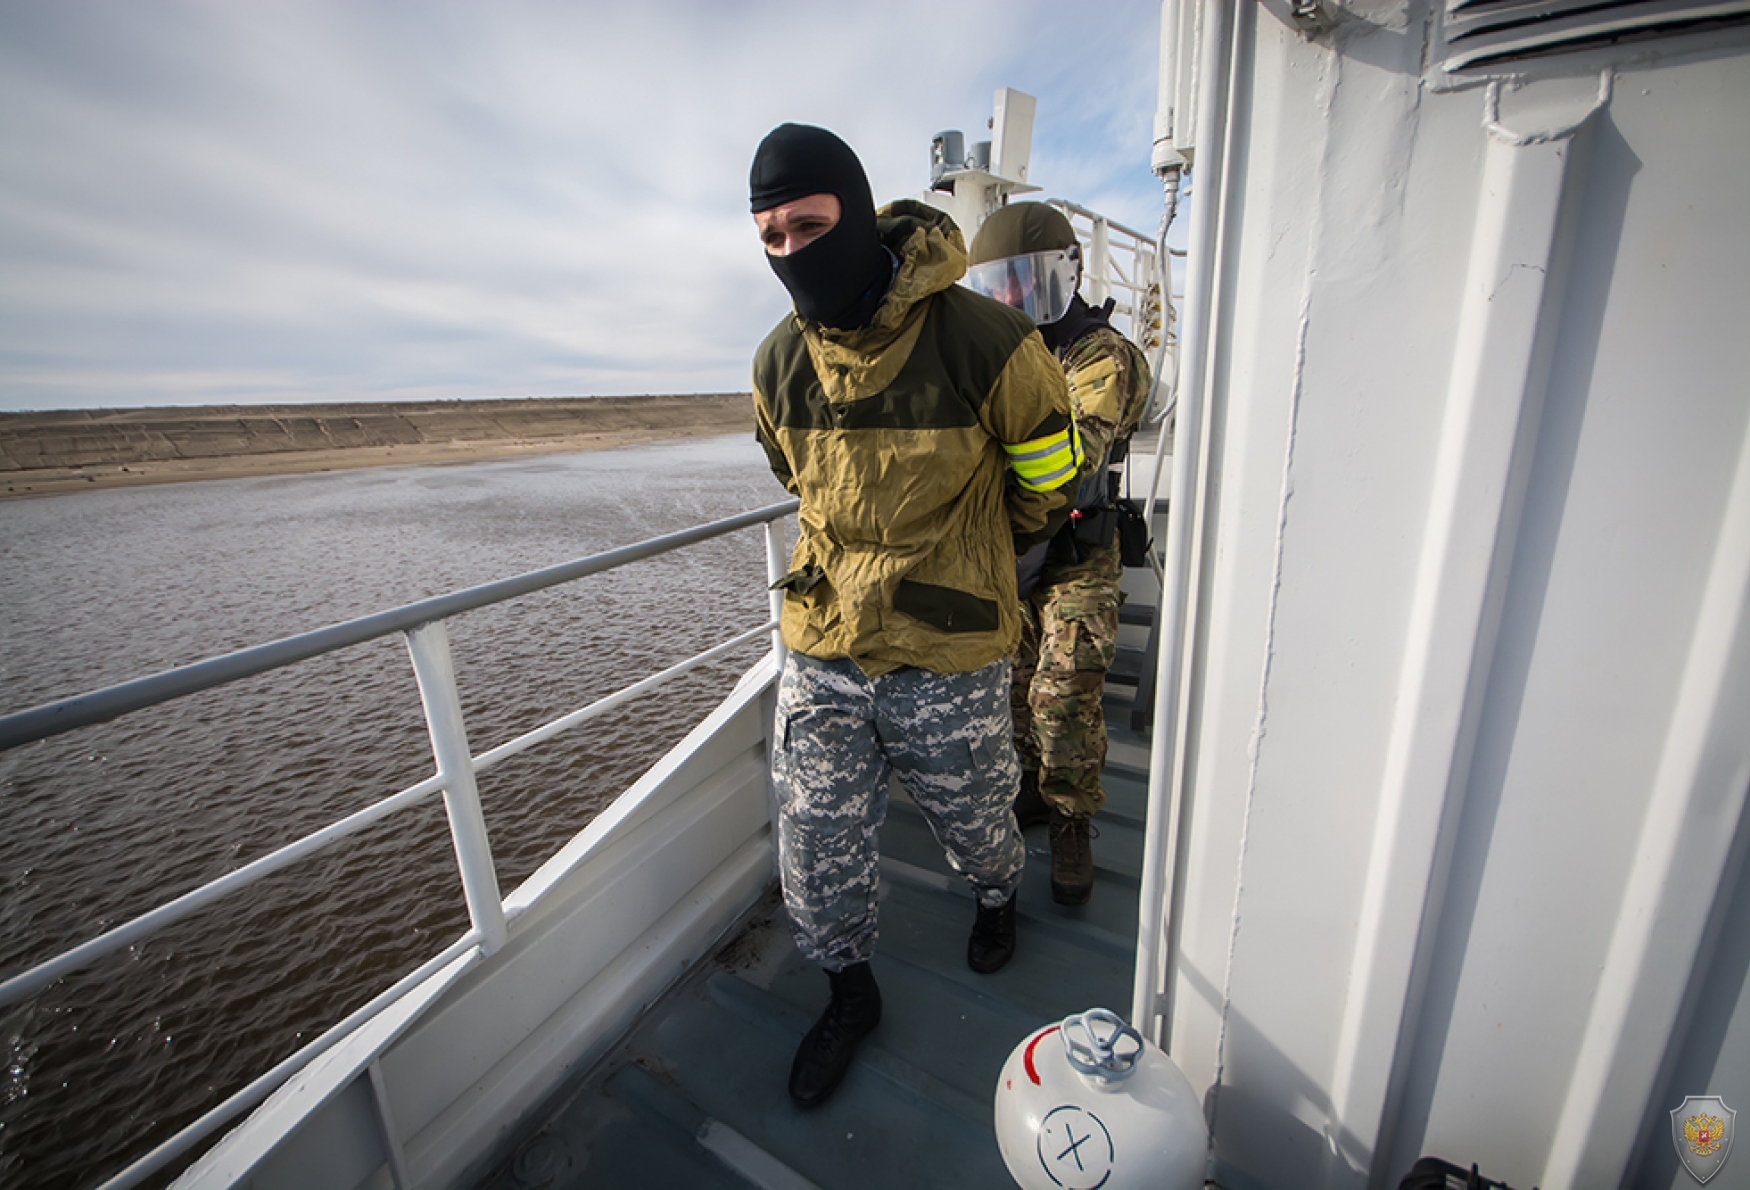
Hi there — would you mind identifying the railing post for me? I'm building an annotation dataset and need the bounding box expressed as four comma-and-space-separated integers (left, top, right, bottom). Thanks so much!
763, 520, 789, 672
1088, 214, 1112, 308
367, 1058, 414, 1190
405, 621, 507, 955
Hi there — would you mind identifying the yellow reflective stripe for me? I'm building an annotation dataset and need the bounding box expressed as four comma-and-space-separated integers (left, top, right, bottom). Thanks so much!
1003, 421, 1083, 492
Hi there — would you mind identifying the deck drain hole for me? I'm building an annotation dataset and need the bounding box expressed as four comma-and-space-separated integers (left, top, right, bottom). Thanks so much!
512, 1133, 567, 1184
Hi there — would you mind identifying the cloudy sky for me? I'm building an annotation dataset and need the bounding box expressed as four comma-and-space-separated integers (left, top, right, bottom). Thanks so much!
0, 1, 1166, 412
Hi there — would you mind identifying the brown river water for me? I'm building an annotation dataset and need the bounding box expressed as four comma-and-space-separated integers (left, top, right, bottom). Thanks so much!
0, 434, 785, 1189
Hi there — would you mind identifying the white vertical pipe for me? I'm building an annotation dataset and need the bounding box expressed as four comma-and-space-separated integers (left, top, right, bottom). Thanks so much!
405, 622, 507, 955
1131, 0, 1234, 1042
763, 521, 788, 671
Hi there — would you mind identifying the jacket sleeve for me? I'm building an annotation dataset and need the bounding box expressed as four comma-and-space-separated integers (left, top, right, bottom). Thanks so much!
752, 380, 798, 496
979, 331, 1079, 550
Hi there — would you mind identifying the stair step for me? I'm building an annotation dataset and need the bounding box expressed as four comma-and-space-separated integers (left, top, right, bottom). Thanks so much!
1107, 646, 1145, 685
1118, 602, 1155, 626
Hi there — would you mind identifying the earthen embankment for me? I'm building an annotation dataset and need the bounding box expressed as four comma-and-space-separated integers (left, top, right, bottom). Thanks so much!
1, 394, 753, 496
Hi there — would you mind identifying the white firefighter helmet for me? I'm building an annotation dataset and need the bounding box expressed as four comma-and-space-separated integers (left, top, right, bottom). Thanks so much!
994, 1007, 1206, 1190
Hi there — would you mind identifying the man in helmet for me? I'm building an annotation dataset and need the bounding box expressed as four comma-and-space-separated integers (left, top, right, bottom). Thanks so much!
965, 202, 1152, 907
748, 124, 1080, 1108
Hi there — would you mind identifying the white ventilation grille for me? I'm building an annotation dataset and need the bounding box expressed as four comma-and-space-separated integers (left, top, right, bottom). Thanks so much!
1438, 0, 1750, 72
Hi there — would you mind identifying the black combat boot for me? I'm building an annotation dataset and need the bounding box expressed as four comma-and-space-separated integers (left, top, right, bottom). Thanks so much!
788, 961, 882, 1107
1049, 811, 1096, 906
1014, 769, 1051, 829
967, 893, 1018, 973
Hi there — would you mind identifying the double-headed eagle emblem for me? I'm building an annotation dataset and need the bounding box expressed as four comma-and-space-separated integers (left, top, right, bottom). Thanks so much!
1683, 1112, 1725, 1157
1671, 1096, 1735, 1184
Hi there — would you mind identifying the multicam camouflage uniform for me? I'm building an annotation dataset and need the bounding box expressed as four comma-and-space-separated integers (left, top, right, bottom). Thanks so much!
1012, 324, 1151, 817
774, 652, 1025, 969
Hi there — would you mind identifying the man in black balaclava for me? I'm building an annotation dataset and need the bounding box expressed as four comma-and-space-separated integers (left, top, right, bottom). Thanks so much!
748, 125, 1081, 1108
749, 122, 893, 329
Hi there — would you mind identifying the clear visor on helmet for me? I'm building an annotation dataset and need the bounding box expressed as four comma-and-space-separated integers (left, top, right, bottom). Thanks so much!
963, 249, 1078, 325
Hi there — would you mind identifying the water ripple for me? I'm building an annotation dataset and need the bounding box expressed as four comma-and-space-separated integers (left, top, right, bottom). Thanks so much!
0, 435, 787, 1189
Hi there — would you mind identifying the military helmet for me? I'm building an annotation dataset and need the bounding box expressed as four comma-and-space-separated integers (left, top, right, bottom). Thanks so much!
965, 202, 1081, 325
968, 202, 1078, 263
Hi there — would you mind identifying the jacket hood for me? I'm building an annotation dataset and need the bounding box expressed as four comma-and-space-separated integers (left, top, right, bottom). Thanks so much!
874, 200, 967, 330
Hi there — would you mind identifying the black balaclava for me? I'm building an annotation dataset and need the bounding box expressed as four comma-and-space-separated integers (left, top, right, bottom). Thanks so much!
1040, 293, 1102, 354
750, 123, 890, 330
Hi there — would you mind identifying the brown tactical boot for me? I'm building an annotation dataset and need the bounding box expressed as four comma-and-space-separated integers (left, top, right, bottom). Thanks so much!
1014, 769, 1050, 829
1049, 811, 1096, 906
788, 962, 882, 1107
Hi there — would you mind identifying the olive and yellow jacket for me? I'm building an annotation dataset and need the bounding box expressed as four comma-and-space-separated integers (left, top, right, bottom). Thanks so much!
753, 200, 1079, 676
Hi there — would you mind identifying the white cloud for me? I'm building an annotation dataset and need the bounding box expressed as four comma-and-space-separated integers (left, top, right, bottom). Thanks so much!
0, 0, 1165, 411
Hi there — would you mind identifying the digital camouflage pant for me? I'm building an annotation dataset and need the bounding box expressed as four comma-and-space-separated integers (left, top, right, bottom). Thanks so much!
772, 652, 1024, 971
1011, 540, 1123, 818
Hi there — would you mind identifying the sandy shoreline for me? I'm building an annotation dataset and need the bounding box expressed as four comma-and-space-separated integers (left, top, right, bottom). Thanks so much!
0, 395, 752, 497
1, 424, 749, 499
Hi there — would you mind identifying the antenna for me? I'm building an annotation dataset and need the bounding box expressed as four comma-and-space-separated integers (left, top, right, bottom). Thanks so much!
920, 87, 1041, 245
990, 88, 1035, 185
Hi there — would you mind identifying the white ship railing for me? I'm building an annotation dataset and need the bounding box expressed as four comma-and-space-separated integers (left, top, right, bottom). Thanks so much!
0, 497, 799, 1190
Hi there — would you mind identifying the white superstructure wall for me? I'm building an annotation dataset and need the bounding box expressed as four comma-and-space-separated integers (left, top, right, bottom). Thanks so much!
1156, 5, 1750, 1188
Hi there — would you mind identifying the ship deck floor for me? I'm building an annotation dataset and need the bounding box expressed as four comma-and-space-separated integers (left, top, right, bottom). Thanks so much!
477, 694, 1151, 1190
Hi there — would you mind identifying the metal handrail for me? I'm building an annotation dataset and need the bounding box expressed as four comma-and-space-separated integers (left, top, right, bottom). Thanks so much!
1, 496, 797, 1002
0, 618, 778, 1010
0, 497, 799, 1190
1048, 197, 1156, 245
0, 499, 799, 751
101, 933, 483, 1190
